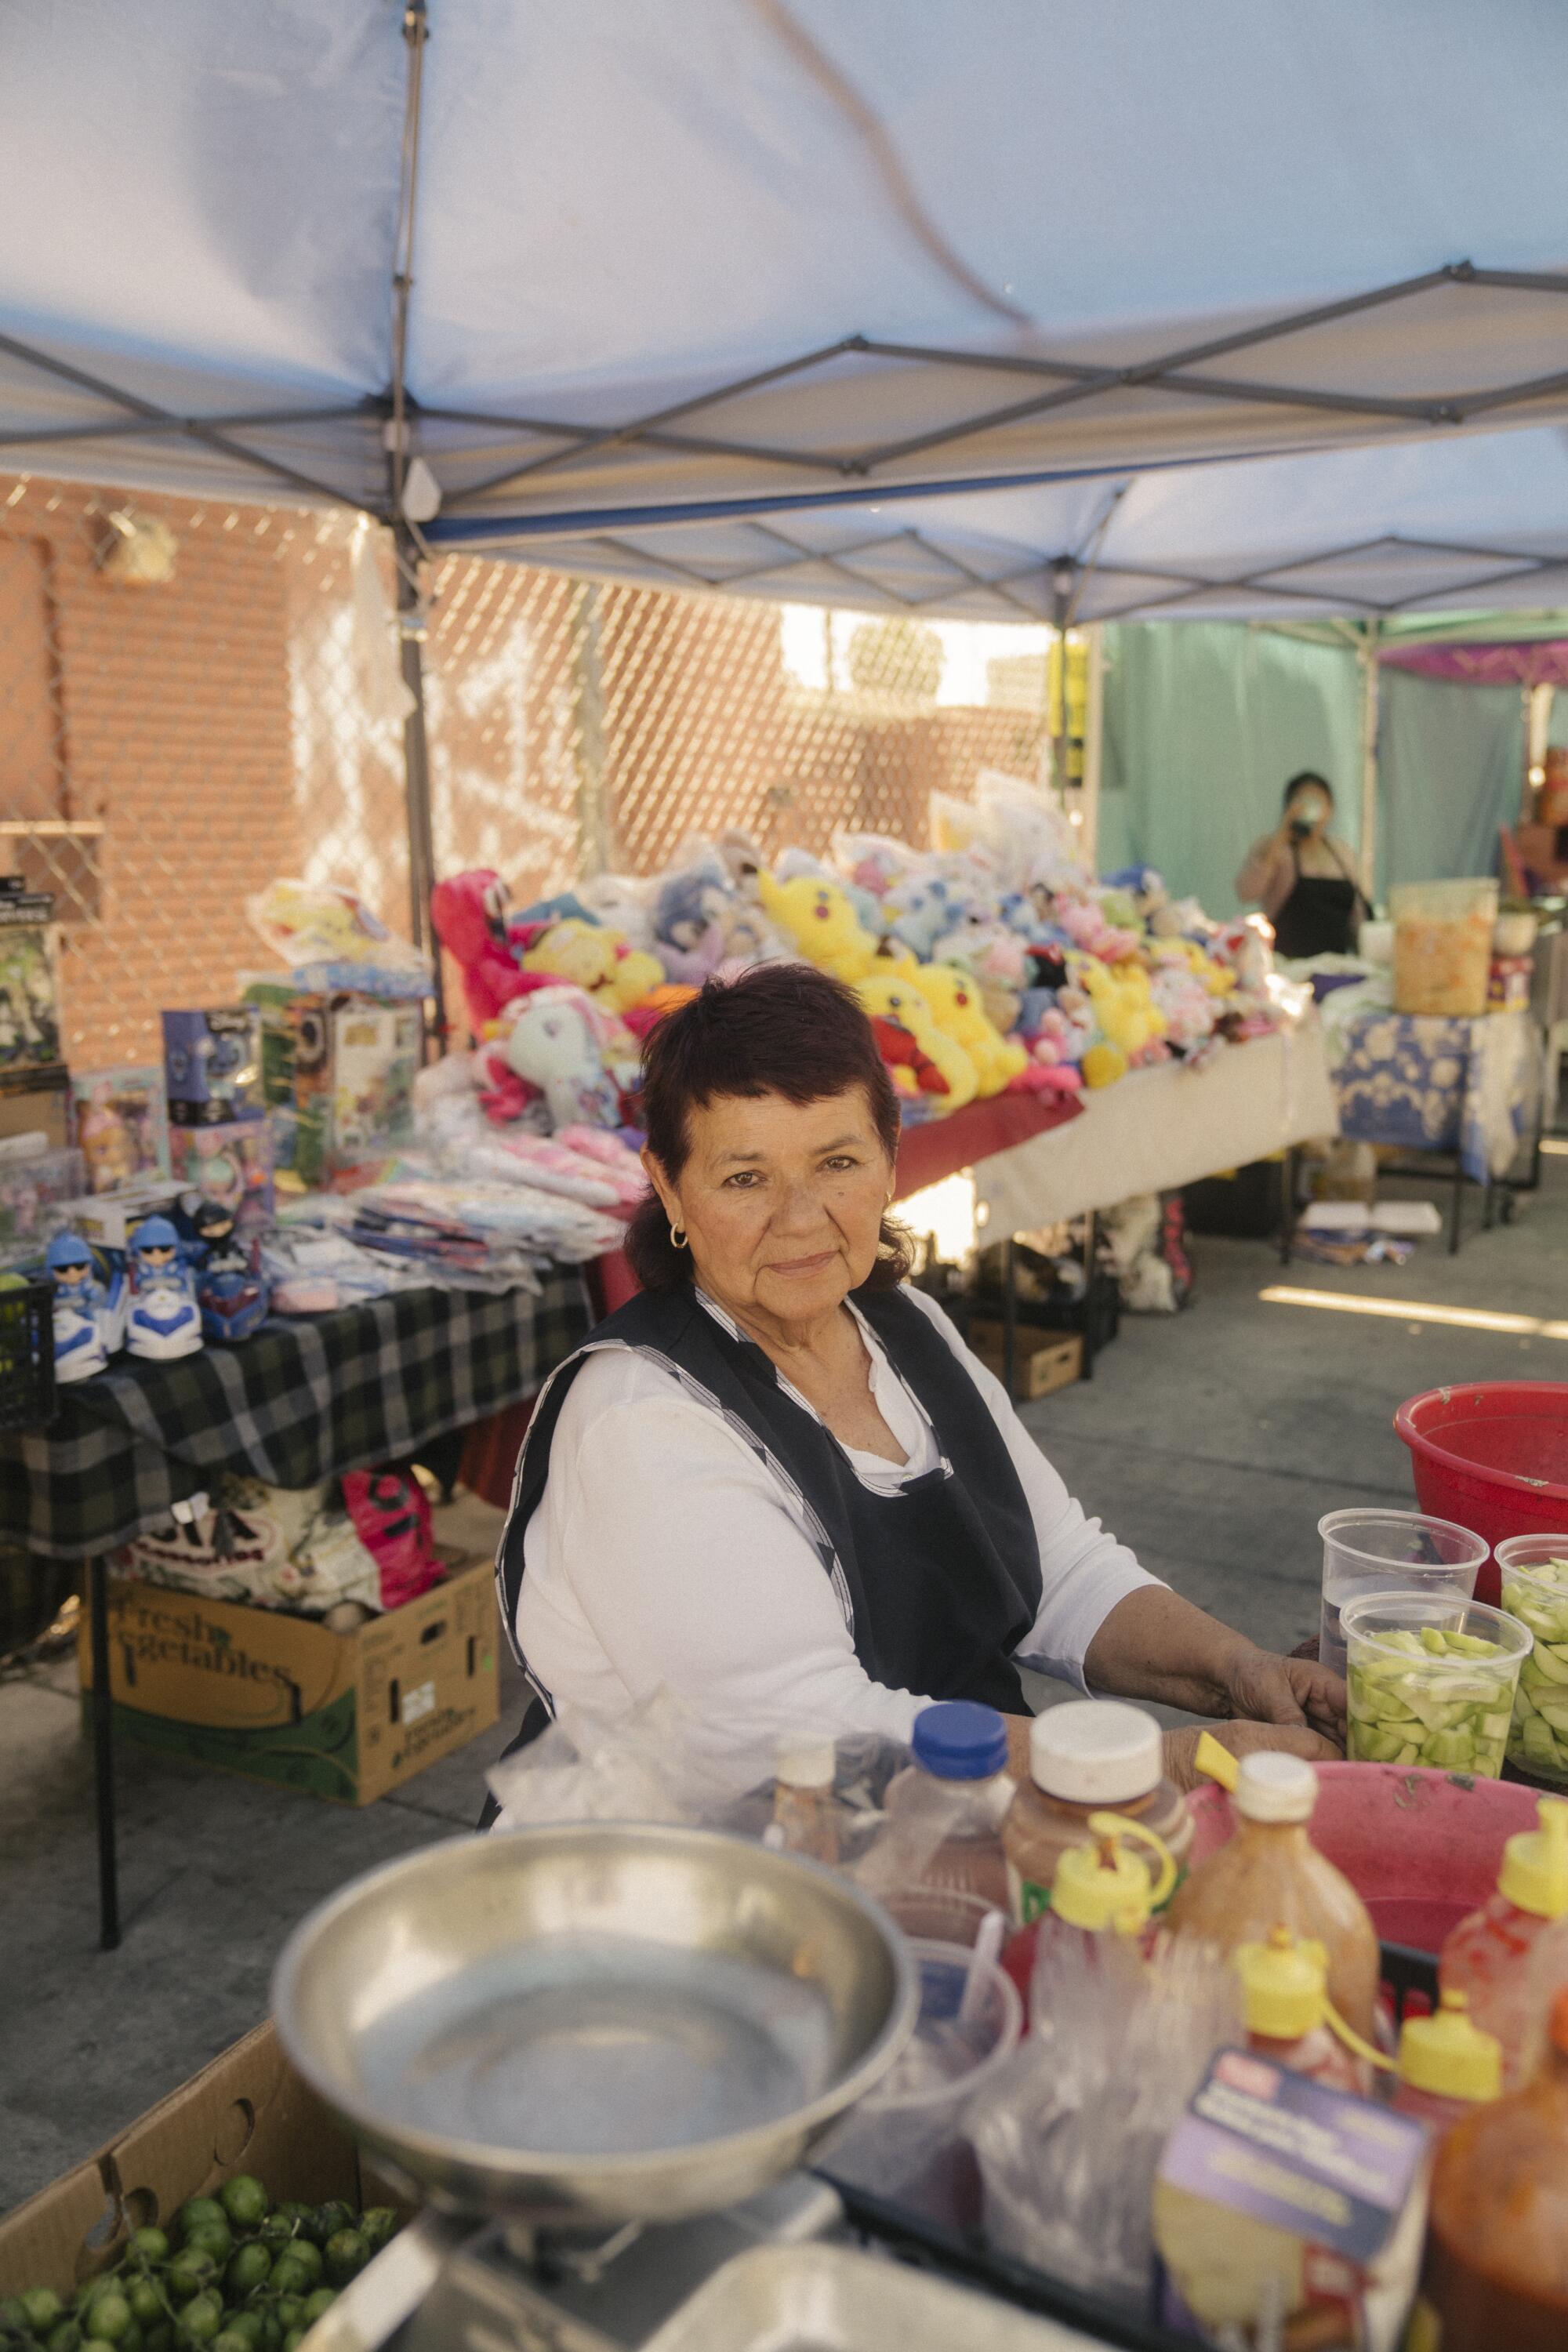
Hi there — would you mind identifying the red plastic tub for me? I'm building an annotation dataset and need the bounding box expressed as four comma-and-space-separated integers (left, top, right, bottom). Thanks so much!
1396, 1381, 1568, 1605
1189, 1761, 1541, 1955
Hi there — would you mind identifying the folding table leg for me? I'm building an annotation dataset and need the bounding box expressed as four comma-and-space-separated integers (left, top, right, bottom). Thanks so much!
1450, 1156, 1464, 1255
1081, 1210, 1098, 1381
88, 1555, 121, 1951
1279, 1149, 1296, 1265
1002, 1236, 1018, 1403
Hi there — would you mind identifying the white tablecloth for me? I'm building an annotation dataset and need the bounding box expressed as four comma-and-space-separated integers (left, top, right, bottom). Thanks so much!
973, 1023, 1339, 1235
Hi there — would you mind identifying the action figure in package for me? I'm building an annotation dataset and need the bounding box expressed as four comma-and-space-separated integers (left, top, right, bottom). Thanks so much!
162, 1007, 264, 1126
71, 1065, 172, 1193
125, 1213, 203, 1361
0, 890, 62, 1073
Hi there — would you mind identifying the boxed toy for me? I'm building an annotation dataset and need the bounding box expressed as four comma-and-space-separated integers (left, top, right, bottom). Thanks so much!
162, 1007, 264, 1126
1152, 2048, 1428, 2350
70, 1064, 171, 1192
53, 1178, 183, 1254
0, 1138, 85, 1269
0, 880, 63, 1076
169, 1117, 274, 1234
244, 981, 419, 1186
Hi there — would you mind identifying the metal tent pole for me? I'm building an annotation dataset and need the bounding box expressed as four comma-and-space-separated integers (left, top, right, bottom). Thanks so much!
394, 528, 448, 1047
1080, 622, 1105, 865
1358, 622, 1381, 903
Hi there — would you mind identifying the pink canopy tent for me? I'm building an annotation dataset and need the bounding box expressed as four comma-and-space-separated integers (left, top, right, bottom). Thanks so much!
1380, 640, 1568, 688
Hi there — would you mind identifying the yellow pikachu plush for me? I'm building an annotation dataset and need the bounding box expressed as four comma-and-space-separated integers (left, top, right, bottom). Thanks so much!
910, 963, 1027, 1096
758, 870, 880, 985
523, 916, 666, 1014
1078, 956, 1167, 1060
857, 971, 978, 1113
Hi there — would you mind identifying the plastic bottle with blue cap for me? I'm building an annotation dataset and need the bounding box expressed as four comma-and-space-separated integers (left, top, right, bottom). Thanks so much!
884, 1700, 1014, 1911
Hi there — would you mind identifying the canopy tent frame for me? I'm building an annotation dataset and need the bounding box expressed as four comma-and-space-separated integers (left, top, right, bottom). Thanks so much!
7, 260, 1568, 524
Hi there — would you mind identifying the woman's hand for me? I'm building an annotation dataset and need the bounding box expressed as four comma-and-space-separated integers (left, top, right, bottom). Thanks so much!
1221, 1642, 1346, 1744
1163, 1719, 1341, 1794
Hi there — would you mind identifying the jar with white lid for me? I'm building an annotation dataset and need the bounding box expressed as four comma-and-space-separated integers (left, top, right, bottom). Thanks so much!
1000, 1699, 1192, 1926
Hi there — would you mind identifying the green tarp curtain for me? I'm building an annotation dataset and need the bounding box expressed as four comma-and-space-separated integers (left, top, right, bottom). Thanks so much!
1098, 622, 1363, 916
1099, 623, 1528, 913
1375, 669, 1524, 902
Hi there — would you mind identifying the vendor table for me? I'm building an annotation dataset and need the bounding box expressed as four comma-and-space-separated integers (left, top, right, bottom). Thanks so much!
1329, 1007, 1543, 1250
970, 1025, 1338, 1238
0, 1270, 592, 1950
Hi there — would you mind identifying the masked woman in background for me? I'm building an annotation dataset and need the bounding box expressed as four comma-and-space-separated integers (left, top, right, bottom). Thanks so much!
1236, 771, 1369, 959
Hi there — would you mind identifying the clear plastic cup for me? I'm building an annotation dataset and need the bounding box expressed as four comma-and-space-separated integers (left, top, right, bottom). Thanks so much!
880, 1886, 996, 1948
1495, 1535, 1568, 1788
818, 1937, 1022, 2224
1319, 1508, 1488, 1679
1342, 1592, 1532, 1780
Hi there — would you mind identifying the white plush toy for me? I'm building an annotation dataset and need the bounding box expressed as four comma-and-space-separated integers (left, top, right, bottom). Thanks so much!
500, 985, 625, 1131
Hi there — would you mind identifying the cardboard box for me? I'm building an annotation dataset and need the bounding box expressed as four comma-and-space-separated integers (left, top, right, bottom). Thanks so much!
0, 1065, 71, 1150
0, 2021, 383, 2297
78, 1559, 500, 1805
969, 1324, 1082, 1399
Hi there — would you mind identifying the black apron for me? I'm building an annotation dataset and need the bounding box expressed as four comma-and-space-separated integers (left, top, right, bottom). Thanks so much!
1272, 844, 1366, 960
479, 1283, 1044, 1825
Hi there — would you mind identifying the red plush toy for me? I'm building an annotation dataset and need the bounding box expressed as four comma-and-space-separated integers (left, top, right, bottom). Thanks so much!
431, 869, 541, 1031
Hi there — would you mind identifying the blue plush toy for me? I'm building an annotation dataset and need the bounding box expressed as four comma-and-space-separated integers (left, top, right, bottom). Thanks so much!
125, 1214, 204, 1362
881, 875, 960, 960
652, 860, 731, 984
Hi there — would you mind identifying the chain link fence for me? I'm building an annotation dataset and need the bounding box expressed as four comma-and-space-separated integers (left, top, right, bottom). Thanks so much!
0, 471, 1062, 1069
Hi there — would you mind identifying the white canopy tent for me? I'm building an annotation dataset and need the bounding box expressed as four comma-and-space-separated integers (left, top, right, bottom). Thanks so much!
5, 0, 1568, 935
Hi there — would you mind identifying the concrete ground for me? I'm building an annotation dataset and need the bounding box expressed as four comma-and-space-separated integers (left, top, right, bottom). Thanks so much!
4, 1152, 1566, 2214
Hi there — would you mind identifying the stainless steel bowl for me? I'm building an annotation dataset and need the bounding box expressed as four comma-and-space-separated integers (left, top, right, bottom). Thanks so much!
272, 1824, 917, 2226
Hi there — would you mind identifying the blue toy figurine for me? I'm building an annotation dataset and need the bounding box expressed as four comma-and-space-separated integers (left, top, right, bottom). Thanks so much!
125, 1214, 204, 1361
44, 1231, 113, 1383
189, 1196, 269, 1343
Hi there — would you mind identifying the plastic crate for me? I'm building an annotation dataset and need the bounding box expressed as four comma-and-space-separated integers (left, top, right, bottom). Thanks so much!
0, 1274, 55, 1433
825, 1940, 1439, 2352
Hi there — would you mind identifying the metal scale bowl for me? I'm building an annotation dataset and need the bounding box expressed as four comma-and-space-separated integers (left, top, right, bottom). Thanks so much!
274, 1825, 1096, 2351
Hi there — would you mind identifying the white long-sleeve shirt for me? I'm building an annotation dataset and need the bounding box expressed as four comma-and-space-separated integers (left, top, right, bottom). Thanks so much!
514, 1283, 1161, 1774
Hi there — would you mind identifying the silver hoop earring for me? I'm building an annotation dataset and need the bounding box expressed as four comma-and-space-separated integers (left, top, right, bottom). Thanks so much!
670, 1224, 688, 1250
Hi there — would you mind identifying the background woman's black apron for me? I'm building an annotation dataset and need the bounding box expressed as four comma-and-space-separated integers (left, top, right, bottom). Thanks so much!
479, 1283, 1044, 1824
1271, 844, 1366, 960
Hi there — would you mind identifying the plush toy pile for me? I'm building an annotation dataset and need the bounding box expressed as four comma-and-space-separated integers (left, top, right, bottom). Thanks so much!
429, 773, 1292, 1152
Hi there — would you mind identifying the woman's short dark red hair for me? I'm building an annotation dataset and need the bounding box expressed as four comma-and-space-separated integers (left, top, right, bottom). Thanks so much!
624, 961, 912, 1292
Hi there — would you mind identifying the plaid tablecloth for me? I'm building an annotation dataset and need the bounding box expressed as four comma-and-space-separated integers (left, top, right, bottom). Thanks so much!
0, 1271, 592, 1561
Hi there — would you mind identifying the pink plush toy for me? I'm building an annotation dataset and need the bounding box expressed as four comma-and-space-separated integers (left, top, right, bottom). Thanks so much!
431, 869, 542, 1029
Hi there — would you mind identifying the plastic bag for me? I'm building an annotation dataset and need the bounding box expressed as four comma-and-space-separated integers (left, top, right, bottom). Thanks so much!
931, 770, 1090, 895
971, 1932, 1241, 2315
487, 1689, 749, 1828
114, 1473, 383, 1616
247, 879, 433, 996
340, 1465, 445, 1609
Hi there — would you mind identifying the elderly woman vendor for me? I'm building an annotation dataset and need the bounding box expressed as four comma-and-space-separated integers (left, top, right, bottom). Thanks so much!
492, 964, 1344, 1793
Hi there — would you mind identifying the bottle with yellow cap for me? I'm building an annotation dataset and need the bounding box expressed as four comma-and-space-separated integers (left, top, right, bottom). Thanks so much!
1394, 1989, 1501, 2136
1165, 1746, 1381, 2042
1029, 1811, 1176, 2026
1235, 1926, 1380, 2096
1439, 1794, 1568, 2086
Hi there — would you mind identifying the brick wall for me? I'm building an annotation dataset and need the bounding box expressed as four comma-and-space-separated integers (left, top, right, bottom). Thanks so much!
0, 473, 1049, 1069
